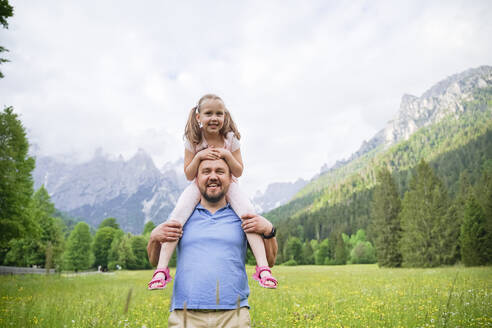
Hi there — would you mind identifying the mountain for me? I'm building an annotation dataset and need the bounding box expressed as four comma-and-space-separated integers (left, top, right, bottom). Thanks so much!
265, 66, 492, 242
32, 149, 187, 233
306, 65, 492, 196
253, 178, 308, 213
320, 66, 491, 175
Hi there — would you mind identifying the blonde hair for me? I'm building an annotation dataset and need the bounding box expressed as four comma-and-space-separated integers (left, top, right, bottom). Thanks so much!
184, 94, 241, 146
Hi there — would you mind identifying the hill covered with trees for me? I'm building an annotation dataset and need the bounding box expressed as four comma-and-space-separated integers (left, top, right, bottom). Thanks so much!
265, 69, 492, 267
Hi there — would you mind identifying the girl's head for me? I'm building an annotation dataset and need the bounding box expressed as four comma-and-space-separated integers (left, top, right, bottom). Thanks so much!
184, 94, 241, 145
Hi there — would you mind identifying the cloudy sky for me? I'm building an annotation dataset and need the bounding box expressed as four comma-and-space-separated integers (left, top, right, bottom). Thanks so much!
1, 0, 491, 195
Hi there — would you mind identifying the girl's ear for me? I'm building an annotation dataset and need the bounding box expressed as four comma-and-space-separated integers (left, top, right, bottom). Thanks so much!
195, 112, 200, 124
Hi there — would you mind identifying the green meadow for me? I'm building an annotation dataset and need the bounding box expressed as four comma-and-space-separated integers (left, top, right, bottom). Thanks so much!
0, 265, 491, 328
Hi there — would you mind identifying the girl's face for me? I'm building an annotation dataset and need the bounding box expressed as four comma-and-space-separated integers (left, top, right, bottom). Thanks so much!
196, 99, 226, 135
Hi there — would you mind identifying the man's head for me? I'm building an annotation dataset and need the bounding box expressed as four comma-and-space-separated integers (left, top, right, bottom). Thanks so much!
196, 159, 232, 204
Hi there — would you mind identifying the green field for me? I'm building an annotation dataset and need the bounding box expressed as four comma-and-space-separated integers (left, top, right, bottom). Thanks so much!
0, 265, 491, 327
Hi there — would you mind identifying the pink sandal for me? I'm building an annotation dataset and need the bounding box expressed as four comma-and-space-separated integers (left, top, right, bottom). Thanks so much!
148, 267, 173, 290
252, 265, 278, 289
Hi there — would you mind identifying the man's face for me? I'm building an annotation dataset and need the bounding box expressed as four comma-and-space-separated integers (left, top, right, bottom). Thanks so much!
196, 159, 231, 203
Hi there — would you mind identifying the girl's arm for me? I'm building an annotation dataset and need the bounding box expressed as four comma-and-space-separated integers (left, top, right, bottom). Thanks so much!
212, 147, 244, 177
184, 148, 221, 181
184, 149, 200, 181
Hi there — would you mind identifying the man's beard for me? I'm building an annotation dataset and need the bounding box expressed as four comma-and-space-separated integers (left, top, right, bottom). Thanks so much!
202, 189, 226, 203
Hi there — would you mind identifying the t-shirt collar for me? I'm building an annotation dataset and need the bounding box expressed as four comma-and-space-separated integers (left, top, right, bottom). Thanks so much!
196, 202, 231, 212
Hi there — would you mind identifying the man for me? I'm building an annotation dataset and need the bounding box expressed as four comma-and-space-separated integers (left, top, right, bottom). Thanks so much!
147, 158, 278, 327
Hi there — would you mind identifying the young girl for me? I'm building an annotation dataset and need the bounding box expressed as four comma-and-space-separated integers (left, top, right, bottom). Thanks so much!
148, 94, 278, 290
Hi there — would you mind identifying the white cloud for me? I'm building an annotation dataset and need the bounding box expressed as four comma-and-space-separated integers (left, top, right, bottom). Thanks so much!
0, 0, 491, 195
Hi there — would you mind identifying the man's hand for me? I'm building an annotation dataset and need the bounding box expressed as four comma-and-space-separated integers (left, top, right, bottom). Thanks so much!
150, 220, 183, 243
147, 220, 183, 266
241, 213, 273, 236
241, 213, 278, 267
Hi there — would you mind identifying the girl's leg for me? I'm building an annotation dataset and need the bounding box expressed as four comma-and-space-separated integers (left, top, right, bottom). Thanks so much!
227, 182, 275, 286
150, 182, 201, 287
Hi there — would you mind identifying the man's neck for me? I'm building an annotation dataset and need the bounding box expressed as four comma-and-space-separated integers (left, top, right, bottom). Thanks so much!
200, 197, 228, 215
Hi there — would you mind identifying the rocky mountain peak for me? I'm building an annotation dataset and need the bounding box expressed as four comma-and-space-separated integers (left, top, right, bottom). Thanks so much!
320, 65, 492, 175
384, 65, 492, 145
401, 93, 419, 104
129, 148, 155, 166
422, 65, 491, 98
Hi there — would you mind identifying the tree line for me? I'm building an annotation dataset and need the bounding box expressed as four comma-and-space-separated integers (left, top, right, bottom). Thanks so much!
263, 228, 376, 267
269, 158, 491, 268
2, 181, 157, 272
372, 161, 492, 267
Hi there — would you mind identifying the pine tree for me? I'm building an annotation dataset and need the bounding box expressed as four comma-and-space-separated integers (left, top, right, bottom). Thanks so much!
400, 160, 454, 267
474, 164, 492, 263
460, 194, 488, 266
370, 167, 402, 267
65, 222, 92, 271
442, 204, 461, 264
0, 107, 36, 261
452, 171, 474, 262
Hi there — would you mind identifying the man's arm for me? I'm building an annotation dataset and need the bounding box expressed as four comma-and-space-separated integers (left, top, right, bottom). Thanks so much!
241, 214, 278, 267
147, 239, 161, 267
147, 220, 183, 266
263, 235, 278, 268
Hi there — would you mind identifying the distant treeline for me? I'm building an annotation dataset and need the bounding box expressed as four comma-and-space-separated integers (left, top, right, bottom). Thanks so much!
2, 184, 157, 271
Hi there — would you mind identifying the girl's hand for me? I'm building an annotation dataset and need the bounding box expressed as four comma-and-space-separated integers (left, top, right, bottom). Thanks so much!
197, 147, 220, 161
210, 146, 231, 160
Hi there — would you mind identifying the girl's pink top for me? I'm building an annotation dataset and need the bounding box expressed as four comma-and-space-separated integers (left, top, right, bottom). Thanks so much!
184, 131, 241, 181
184, 131, 240, 154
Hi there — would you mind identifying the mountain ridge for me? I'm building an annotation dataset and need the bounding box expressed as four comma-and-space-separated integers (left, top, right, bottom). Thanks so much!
267, 65, 492, 226
33, 149, 186, 233
309, 65, 491, 196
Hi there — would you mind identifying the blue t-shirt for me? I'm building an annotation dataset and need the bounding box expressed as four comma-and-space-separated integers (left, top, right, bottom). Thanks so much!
170, 203, 250, 311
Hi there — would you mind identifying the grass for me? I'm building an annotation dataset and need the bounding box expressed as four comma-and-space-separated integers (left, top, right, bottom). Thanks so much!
0, 265, 491, 327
